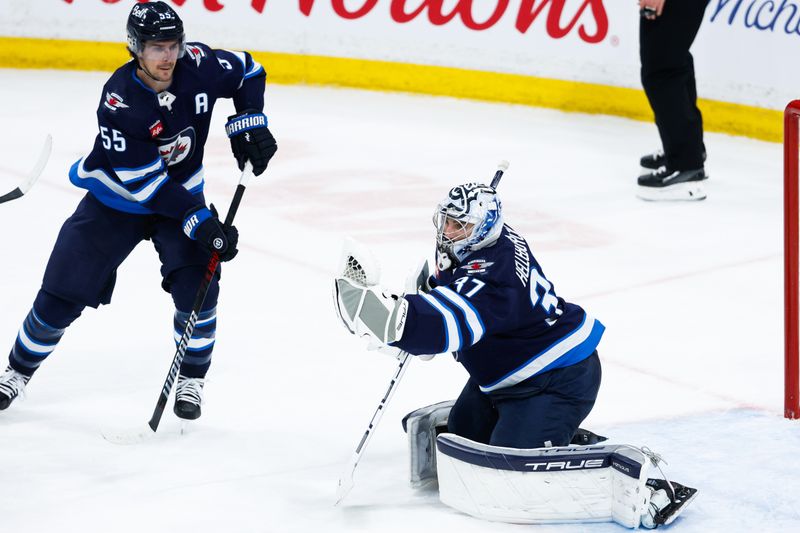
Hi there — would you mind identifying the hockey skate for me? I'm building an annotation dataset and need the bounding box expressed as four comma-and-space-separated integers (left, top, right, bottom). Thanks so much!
173, 375, 204, 421
640, 149, 705, 170
637, 167, 707, 201
641, 478, 698, 529
0, 366, 30, 410
570, 427, 607, 445
640, 149, 666, 170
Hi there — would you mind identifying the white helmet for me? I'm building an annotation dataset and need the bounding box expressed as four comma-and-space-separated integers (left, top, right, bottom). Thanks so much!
433, 182, 503, 269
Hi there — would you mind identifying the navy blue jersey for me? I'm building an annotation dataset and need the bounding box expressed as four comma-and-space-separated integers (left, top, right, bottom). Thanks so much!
394, 225, 604, 393
69, 42, 265, 218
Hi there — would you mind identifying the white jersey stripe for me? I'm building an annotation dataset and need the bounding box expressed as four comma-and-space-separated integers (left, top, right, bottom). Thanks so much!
75, 158, 201, 204
245, 60, 264, 79
480, 315, 598, 393
114, 157, 164, 184
181, 166, 205, 193
129, 172, 168, 202
433, 286, 485, 346
420, 293, 462, 353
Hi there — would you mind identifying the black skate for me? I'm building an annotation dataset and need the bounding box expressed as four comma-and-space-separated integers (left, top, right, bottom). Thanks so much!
173, 375, 204, 420
637, 167, 708, 201
0, 366, 30, 410
640, 150, 705, 170
640, 149, 666, 170
570, 427, 608, 445
643, 478, 698, 528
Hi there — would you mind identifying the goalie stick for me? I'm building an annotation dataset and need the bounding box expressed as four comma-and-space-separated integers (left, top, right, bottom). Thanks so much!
335, 160, 510, 504
102, 162, 254, 445
491, 159, 509, 188
335, 350, 411, 504
0, 134, 52, 205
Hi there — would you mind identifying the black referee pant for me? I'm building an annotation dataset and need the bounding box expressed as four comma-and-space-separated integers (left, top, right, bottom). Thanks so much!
640, 0, 709, 171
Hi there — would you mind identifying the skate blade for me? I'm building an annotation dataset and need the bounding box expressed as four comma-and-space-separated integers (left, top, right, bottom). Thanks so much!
101, 424, 155, 445
636, 182, 707, 202
179, 418, 196, 435
662, 486, 699, 526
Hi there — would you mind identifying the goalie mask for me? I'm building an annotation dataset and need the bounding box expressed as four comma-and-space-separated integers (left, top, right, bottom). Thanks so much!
433, 183, 503, 269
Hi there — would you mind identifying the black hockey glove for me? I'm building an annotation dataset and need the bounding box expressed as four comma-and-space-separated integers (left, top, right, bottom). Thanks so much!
182, 204, 239, 262
225, 110, 277, 176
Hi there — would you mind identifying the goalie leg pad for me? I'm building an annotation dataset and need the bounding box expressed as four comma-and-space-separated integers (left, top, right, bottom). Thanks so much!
435, 433, 655, 528
333, 277, 408, 344
402, 400, 456, 488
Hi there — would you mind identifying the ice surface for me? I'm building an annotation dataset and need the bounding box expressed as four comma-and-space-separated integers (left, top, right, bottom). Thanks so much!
0, 69, 797, 532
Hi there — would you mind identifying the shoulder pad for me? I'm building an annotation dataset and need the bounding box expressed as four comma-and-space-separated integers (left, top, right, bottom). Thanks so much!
183, 42, 211, 69
100, 63, 151, 116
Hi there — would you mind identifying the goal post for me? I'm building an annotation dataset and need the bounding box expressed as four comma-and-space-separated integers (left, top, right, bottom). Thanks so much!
784, 100, 800, 420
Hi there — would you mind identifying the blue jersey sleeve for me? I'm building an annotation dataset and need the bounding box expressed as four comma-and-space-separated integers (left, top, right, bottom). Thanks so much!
394, 255, 525, 356
196, 44, 266, 112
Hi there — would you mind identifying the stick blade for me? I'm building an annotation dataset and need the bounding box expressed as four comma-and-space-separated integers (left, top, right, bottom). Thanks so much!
101, 424, 155, 445
334, 469, 356, 506
0, 134, 52, 205
21, 134, 53, 195
0, 188, 23, 204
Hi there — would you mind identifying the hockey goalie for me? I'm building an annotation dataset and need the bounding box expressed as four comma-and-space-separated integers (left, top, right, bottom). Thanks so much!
333, 178, 697, 528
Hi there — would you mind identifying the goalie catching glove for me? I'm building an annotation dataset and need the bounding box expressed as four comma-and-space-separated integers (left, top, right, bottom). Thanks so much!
333, 277, 409, 346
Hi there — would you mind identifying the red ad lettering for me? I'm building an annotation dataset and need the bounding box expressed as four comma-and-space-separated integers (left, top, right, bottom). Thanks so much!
516, 0, 608, 42
332, 0, 379, 19
61, 0, 609, 44
390, 0, 510, 31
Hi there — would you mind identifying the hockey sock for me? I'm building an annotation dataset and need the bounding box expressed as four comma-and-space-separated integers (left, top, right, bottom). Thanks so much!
8, 308, 68, 377
173, 307, 216, 378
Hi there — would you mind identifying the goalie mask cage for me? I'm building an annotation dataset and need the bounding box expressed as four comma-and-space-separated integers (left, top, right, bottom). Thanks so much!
785, 100, 800, 419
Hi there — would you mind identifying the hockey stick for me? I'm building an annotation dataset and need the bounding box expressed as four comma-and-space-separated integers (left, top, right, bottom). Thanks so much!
335, 351, 411, 505
335, 160, 510, 504
0, 134, 52, 205
102, 161, 253, 445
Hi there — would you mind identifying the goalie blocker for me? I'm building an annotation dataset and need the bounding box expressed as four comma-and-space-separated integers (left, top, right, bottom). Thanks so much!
403, 402, 697, 529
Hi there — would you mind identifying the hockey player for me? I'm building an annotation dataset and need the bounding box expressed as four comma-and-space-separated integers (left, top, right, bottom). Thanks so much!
0, 2, 277, 419
334, 183, 603, 448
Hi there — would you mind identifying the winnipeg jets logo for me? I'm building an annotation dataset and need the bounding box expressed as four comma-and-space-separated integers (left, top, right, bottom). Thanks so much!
103, 92, 129, 112
157, 127, 196, 166
459, 259, 494, 274
186, 44, 206, 67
